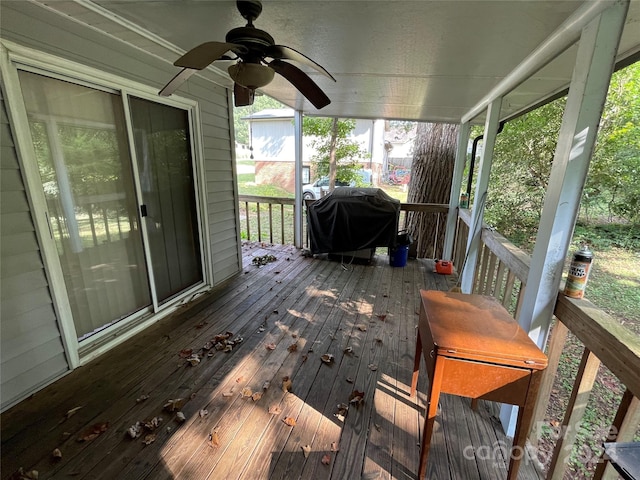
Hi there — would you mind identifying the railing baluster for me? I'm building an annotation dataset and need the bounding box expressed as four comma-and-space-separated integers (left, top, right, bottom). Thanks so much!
280, 204, 285, 244
268, 203, 273, 244
502, 271, 516, 309
256, 203, 261, 242
494, 260, 506, 300
484, 251, 498, 295
245, 201, 250, 240
547, 348, 601, 480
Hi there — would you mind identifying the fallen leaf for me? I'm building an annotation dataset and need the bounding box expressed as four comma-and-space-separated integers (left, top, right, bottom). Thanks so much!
266, 343, 276, 351
65, 406, 83, 419
195, 321, 207, 329
78, 422, 109, 442
331, 442, 339, 452
175, 412, 186, 423
179, 348, 193, 358
268, 405, 282, 415
241, 387, 253, 398
349, 390, 365, 406
343, 346, 353, 354
368, 364, 378, 371
262, 381, 271, 391
357, 325, 367, 332
144, 417, 162, 430
301, 354, 308, 363
301, 444, 311, 458
232, 336, 244, 345
346, 377, 354, 383
163, 398, 183, 412
374, 423, 381, 431
136, 395, 149, 403
375, 338, 383, 344
186, 355, 201, 366
210, 429, 220, 448
252, 392, 263, 402
9, 468, 39, 480
282, 376, 292, 392
258, 327, 266, 333
52, 448, 62, 460
321, 454, 331, 465
291, 333, 298, 338
236, 376, 244, 383
199, 409, 208, 418
283, 417, 296, 427
222, 391, 234, 397
376, 314, 387, 321
142, 433, 156, 445
202, 341, 213, 350
190, 392, 197, 400
127, 422, 142, 439
287, 343, 298, 353
321, 354, 334, 364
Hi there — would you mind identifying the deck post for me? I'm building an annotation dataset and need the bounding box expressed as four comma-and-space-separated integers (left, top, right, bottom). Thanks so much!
294, 109, 303, 248
443, 121, 470, 261
459, 97, 501, 293
500, 1, 628, 437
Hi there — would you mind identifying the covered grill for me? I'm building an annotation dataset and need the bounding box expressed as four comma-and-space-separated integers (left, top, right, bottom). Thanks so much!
307, 187, 400, 255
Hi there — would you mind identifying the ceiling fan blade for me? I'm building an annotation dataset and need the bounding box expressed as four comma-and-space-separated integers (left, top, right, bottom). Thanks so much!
159, 67, 197, 96
234, 83, 255, 107
269, 60, 331, 109
265, 45, 336, 82
175, 41, 243, 70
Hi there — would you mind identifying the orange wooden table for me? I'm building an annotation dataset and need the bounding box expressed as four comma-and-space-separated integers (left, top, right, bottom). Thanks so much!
410, 290, 547, 479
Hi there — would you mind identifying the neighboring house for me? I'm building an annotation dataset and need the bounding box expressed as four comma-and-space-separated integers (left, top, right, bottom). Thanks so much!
245, 109, 385, 192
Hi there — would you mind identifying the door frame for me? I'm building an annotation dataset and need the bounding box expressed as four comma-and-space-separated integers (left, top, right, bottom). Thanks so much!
1, 40, 214, 366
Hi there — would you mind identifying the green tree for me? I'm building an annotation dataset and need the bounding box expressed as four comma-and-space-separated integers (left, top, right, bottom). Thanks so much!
302, 117, 369, 188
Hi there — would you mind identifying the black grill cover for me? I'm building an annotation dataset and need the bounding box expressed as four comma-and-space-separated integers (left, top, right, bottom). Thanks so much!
307, 188, 400, 254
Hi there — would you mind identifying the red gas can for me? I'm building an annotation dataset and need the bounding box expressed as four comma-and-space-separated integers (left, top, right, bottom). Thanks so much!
435, 260, 453, 275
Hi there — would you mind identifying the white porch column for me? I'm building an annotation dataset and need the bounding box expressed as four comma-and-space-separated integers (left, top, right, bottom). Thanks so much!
443, 122, 470, 260
500, 1, 628, 437
293, 109, 303, 248
459, 98, 501, 293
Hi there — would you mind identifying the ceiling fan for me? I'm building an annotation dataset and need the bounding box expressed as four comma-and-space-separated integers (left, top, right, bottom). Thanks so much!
159, 0, 336, 109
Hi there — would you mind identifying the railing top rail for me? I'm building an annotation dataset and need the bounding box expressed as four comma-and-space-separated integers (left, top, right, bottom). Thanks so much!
554, 293, 640, 399
400, 203, 448, 213
238, 194, 295, 206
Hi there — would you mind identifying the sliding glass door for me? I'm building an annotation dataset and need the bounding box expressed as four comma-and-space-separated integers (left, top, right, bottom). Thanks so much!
19, 71, 203, 341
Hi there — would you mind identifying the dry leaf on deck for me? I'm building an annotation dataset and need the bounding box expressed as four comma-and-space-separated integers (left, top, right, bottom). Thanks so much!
334, 403, 349, 422
349, 390, 365, 406
251, 392, 263, 402
287, 343, 298, 353
346, 377, 354, 383
357, 325, 367, 332
266, 343, 276, 351
236, 376, 245, 383
186, 355, 201, 366
331, 442, 339, 452
222, 391, 234, 397
175, 412, 186, 423
223, 345, 233, 353
301, 354, 308, 363
202, 341, 213, 350
52, 448, 62, 460
195, 321, 207, 329
368, 364, 378, 371
142, 433, 156, 445
179, 348, 193, 358
376, 314, 387, 322
343, 346, 353, 354
127, 422, 142, 439
375, 338, 383, 344
268, 405, 282, 415
262, 381, 271, 391
241, 387, 253, 398
301, 444, 311, 458
283, 417, 296, 427
8, 468, 39, 480
65, 406, 83, 419
163, 398, 183, 412
321, 354, 334, 364
199, 409, 209, 418
78, 422, 109, 442
136, 395, 149, 403
210, 429, 221, 448
282, 376, 292, 392
144, 417, 162, 430
374, 423, 381, 431
321, 454, 331, 465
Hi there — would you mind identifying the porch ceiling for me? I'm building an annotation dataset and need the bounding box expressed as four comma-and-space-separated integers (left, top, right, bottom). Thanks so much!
31, 1, 640, 122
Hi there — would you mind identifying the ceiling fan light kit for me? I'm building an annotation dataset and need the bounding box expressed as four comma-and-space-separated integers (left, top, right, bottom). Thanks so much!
159, 0, 335, 108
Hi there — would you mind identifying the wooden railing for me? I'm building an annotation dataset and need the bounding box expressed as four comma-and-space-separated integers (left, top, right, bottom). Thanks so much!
238, 194, 449, 257
456, 209, 640, 479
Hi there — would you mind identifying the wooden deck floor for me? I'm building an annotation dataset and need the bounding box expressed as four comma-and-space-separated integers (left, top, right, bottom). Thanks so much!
1, 243, 544, 480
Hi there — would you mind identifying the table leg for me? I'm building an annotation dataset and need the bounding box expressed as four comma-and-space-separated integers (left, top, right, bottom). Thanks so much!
411, 330, 422, 398
418, 358, 445, 479
506, 369, 541, 480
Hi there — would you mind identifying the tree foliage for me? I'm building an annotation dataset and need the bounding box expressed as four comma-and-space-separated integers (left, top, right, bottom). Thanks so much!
302, 117, 369, 185
484, 62, 640, 247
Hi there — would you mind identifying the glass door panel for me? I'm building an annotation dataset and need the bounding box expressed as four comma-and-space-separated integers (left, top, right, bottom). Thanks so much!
129, 97, 203, 305
18, 71, 152, 340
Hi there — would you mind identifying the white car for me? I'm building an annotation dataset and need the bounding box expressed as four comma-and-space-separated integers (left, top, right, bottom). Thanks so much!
302, 177, 352, 200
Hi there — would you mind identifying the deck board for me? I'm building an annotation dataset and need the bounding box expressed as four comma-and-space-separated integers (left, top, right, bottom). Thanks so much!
1, 243, 543, 480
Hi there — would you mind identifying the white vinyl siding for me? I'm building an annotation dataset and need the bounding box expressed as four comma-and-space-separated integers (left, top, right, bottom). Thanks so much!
0, 89, 69, 411
0, 1, 241, 409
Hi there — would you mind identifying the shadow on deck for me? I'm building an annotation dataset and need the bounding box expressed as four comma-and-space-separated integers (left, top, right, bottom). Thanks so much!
1, 242, 543, 480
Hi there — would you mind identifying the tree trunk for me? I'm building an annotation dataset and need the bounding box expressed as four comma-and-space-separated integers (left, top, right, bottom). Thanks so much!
328, 117, 339, 191
407, 122, 459, 258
